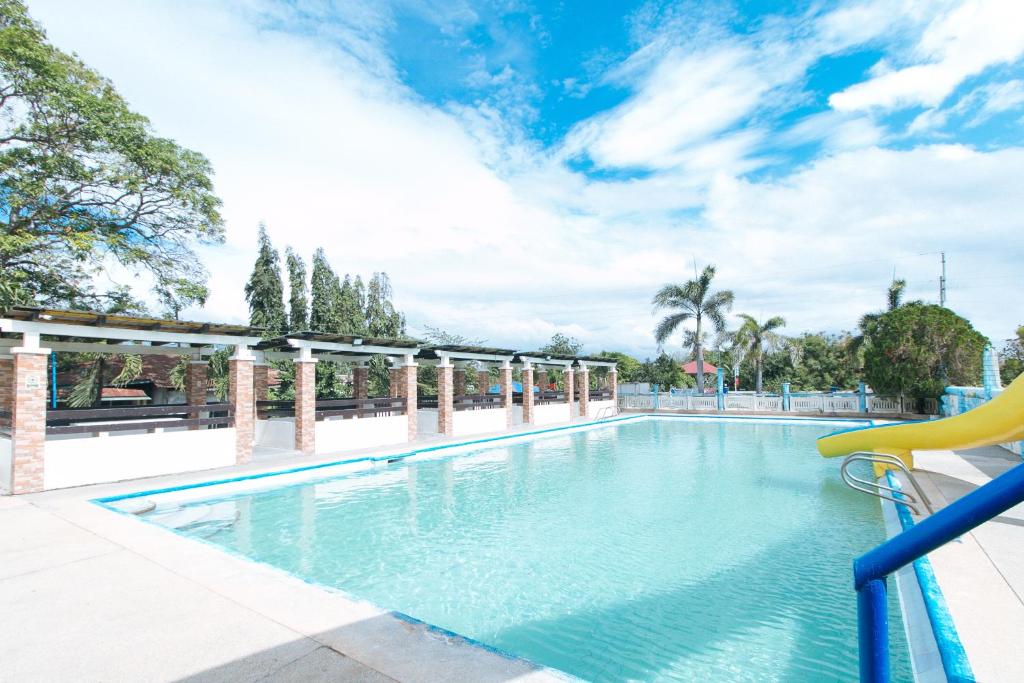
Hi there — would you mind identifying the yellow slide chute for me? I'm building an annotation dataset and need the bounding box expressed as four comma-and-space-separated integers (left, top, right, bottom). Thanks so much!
817, 373, 1024, 468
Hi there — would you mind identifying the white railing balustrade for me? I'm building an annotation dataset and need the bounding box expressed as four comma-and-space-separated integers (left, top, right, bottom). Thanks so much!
867, 396, 901, 413
618, 390, 938, 415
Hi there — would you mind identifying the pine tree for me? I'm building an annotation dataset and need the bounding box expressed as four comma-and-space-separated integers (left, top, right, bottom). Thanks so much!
285, 248, 308, 332
364, 272, 406, 395
244, 225, 286, 334
337, 275, 367, 334
309, 248, 341, 333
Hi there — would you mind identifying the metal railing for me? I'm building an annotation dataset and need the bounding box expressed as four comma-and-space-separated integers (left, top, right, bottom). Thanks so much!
536, 390, 567, 405
453, 394, 504, 411
854, 461, 1024, 681
840, 452, 933, 515
257, 398, 407, 420
46, 403, 233, 435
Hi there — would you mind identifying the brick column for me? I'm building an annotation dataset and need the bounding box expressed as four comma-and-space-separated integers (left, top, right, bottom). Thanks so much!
253, 363, 270, 402
186, 361, 209, 405
453, 367, 466, 398
400, 363, 418, 441
536, 369, 548, 395
437, 363, 454, 437
563, 368, 574, 416
389, 368, 404, 398
353, 365, 369, 399
609, 369, 618, 404
522, 366, 535, 424
294, 357, 317, 455
477, 368, 491, 394
229, 351, 255, 464
578, 367, 590, 417
500, 364, 513, 427
10, 348, 49, 494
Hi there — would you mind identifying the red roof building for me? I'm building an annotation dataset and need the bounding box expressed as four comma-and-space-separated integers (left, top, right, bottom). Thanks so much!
681, 360, 718, 375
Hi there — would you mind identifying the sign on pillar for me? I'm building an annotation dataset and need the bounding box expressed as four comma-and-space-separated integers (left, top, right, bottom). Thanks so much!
9, 336, 50, 494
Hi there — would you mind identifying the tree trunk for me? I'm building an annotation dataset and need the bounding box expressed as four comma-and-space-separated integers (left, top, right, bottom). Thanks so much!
755, 352, 763, 394
695, 317, 704, 393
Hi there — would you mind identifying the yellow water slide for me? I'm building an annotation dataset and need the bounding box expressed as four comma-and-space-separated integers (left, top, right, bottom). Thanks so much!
817, 373, 1024, 468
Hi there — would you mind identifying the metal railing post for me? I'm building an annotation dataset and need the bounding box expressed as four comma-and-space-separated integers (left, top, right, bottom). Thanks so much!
857, 578, 890, 682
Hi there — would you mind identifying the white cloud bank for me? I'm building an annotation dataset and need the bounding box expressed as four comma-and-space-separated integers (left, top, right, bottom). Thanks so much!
25, 0, 1024, 357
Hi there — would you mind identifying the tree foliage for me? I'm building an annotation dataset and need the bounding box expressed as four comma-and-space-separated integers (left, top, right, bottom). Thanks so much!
731, 313, 786, 393
541, 333, 582, 356
999, 325, 1024, 385
863, 304, 987, 398
0, 0, 223, 308
243, 225, 285, 334
652, 264, 734, 392
285, 247, 308, 332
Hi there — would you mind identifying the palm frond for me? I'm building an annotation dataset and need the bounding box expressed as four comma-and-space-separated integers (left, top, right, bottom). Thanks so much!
654, 312, 691, 345
67, 359, 103, 408
111, 354, 142, 387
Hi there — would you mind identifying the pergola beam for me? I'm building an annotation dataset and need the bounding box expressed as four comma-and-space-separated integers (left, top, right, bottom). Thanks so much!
0, 339, 214, 357
285, 338, 419, 357
0, 318, 261, 348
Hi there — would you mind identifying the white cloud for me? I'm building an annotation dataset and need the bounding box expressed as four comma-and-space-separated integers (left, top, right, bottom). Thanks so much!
23, 0, 1024, 359
831, 0, 1024, 112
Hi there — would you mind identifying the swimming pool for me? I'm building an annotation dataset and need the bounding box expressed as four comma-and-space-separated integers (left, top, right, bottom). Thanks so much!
131, 416, 913, 681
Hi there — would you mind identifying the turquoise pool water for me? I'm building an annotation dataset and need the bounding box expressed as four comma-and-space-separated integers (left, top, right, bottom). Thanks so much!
141, 417, 913, 681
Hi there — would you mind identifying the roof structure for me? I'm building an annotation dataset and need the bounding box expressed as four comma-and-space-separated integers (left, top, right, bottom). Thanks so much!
681, 360, 718, 374
418, 344, 517, 363
1, 306, 262, 339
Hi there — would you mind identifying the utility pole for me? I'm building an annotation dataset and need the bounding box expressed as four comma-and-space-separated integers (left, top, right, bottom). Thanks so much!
939, 251, 947, 307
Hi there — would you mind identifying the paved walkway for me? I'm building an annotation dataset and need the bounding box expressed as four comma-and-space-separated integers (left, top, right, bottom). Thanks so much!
905, 446, 1024, 682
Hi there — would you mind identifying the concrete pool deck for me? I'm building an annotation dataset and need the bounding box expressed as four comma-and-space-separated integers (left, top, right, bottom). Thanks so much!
899, 445, 1024, 683
0, 424, 583, 682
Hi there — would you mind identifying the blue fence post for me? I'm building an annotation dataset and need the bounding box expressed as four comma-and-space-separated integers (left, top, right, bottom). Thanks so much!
982, 344, 1001, 399
858, 381, 868, 413
782, 382, 791, 411
716, 368, 724, 411
857, 578, 890, 683
652, 384, 659, 410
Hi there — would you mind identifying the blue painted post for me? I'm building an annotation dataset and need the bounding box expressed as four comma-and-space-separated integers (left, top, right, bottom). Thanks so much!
716, 368, 724, 411
50, 352, 58, 409
858, 381, 868, 413
982, 344, 1001, 399
858, 578, 890, 683
782, 382, 791, 411
652, 384, 659, 410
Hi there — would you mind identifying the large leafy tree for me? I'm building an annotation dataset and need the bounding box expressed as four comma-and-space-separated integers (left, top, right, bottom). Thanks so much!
0, 1, 223, 308
732, 314, 786, 393
787, 332, 858, 391
285, 247, 308, 332
863, 303, 987, 399
243, 225, 285, 334
653, 265, 734, 392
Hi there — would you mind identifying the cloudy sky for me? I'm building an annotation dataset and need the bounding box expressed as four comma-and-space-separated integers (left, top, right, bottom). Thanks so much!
28, 0, 1024, 357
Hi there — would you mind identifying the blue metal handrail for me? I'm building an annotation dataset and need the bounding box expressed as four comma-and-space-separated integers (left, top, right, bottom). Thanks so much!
854, 461, 1024, 681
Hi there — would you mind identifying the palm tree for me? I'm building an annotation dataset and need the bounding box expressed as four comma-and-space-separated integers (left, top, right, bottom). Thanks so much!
733, 314, 786, 393
852, 278, 912, 364
653, 265, 734, 392
886, 279, 906, 311
67, 353, 143, 408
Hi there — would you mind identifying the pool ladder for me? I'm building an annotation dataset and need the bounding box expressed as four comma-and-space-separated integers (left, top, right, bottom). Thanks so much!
840, 452, 934, 516
593, 405, 619, 421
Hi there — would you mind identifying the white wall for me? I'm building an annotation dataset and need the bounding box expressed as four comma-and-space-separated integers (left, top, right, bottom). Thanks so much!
587, 400, 617, 419
452, 408, 507, 437
44, 428, 237, 491
255, 418, 295, 449
315, 414, 408, 455
0, 435, 11, 493
417, 409, 438, 435
511, 405, 523, 426
533, 402, 571, 426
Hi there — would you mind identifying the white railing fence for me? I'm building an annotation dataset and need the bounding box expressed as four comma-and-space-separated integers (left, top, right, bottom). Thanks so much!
619, 391, 939, 415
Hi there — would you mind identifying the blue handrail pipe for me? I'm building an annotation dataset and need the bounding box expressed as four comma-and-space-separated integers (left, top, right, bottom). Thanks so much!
855, 461, 1024, 681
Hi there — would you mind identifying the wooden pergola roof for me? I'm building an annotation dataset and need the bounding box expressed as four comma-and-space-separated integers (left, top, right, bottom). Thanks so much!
1, 306, 263, 339
255, 331, 420, 352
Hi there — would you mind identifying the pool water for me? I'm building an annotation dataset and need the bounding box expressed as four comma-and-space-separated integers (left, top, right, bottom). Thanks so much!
142, 417, 913, 681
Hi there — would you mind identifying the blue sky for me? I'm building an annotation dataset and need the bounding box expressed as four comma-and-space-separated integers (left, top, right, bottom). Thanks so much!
28, 0, 1024, 357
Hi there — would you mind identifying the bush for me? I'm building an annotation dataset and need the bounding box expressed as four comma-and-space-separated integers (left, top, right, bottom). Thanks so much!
863, 304, 986, 399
